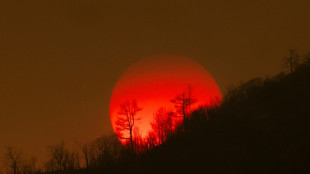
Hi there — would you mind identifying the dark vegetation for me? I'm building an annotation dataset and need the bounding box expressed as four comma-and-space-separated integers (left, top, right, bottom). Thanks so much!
2, 50, 310, 174
111, 50, 310, 174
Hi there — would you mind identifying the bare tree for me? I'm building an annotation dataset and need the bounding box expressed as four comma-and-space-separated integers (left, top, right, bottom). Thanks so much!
151, 108, 165, 145
45, 141, 81, 172
145, 132, 157, 150
47, 141, 66, 172
19, 156, 37, 174
87, 134, 124, 167
283, 49, 300, 73
3, 147, 22, 174
64, 151, 80, 171
82, 144, 89, 168
132, 127, 145, 153
74, 141, 89, 169
164, 111, 175, 137
151, 107, 176, 145
115, 100, 142, 151
171, 85, 197, 119
20, 160, 31, 174
43, 158, 56, 173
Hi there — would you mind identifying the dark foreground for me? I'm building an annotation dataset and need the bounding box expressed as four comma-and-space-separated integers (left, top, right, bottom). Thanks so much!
46, 61, 310, 174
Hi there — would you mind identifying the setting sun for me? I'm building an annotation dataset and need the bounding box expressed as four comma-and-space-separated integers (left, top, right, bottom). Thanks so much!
110, 55, 222, 144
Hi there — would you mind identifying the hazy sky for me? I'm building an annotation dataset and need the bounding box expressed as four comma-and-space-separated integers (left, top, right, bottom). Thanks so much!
1, 0, 310, 165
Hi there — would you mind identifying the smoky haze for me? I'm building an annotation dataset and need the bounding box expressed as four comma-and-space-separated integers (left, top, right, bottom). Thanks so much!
0, 0, 310, 165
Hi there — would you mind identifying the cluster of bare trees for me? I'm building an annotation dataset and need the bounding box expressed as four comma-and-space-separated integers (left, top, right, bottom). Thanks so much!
0, 86, 212, 173
1, 134, 124, 174
115, 85, 198, 153
2, 147, 38, 174
44, 141, 80, 173
80, 135, 123, 168
1, 87, 198, 173
151, 107, 175, 145
44, 135, 124, 173
2, 49, 309, 174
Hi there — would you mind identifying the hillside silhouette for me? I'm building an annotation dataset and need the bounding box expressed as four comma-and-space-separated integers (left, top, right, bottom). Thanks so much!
2, 58, 310, 174
107, 59, 310, 174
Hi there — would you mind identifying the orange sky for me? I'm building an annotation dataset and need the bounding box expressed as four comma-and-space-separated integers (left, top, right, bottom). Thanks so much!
1, 0, 310, 166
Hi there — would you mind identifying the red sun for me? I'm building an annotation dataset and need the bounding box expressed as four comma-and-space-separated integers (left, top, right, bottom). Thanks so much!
110, 55, 222, 144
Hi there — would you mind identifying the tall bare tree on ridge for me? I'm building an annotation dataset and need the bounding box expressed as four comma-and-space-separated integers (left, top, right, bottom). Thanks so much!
171, 85, 197, 120
115, 99, 142, 151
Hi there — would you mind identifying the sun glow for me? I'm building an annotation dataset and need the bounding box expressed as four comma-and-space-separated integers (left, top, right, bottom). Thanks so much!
110, 55, 222, 145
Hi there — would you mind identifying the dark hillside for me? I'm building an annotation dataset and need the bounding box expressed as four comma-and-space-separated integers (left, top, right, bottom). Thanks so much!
115, 62, 310, 174
41, 62, 310, 174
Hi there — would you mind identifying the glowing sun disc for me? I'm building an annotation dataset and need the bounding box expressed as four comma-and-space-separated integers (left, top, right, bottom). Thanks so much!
110, 55, 222, 142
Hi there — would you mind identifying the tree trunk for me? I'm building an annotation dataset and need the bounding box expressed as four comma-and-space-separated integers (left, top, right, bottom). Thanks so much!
129, 128, 134, 152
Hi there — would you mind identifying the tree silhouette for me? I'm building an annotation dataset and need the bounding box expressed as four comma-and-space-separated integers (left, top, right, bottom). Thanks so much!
171, 85, 197, 119
20, 156, 37, 174
283, 49, 299, 73
87, 135, 123, 167
29, 156, 37, 174
3, 147, 22, 174
150, 107, 175, 145
115, 100, 142, 151
45, 141, 80, 172
47, 141, 66, 172
145, 132, 157, 151
82, 144, 89, 169
132, 127, 145, 153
